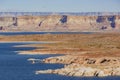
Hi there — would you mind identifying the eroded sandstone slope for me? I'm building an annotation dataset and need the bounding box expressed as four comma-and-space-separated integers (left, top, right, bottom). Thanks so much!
0, 15, 120, 31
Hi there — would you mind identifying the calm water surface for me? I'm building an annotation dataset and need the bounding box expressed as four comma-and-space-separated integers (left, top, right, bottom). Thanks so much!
0, 32, 93, 36
0, 42, 120, 80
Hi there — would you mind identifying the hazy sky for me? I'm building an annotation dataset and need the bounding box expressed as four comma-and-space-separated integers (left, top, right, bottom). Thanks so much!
0, 0, 120, 12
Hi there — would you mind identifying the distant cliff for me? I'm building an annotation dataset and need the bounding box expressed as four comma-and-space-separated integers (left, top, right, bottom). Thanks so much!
0, 15, 120, 31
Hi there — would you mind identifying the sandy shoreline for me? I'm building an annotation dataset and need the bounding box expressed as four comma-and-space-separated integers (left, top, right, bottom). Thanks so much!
0, 41, 55, 43
17, 51, 54, 55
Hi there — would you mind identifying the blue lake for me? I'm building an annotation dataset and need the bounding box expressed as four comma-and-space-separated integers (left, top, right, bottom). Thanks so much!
0, 32, 93, 36
0, 42, 120, 80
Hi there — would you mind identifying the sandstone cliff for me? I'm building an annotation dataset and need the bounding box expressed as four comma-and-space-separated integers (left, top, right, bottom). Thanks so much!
0, 15, 120, 31
35, 56, 120, 77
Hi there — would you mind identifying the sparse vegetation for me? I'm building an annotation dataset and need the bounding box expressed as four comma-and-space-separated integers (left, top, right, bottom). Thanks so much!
0, 33, 120, 57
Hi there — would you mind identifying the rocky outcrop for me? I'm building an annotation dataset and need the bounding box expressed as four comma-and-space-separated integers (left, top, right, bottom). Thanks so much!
27, 58, 42, 64
36, 65, 120, 77
42, 55, 120, 65
0, 15, 120, 31
36, 55, 120, 77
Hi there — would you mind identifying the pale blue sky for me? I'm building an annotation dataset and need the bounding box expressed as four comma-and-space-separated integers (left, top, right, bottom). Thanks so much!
0, 0, 120, 12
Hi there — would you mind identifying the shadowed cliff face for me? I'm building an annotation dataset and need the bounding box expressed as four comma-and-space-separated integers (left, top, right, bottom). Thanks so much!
97, 16, 106, 23
96, 16, 116, 29
108, 16, 116, 28
0, 15, 120, 31
60, 15, 67, 24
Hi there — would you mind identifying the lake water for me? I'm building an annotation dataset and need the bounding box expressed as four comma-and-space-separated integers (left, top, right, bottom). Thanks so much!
0, 32, 93, 36
0, 42, 120, 80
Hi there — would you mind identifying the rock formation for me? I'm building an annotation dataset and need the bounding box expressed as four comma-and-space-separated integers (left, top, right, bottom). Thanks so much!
36, 55, 120, 77
0, 15, 120, 31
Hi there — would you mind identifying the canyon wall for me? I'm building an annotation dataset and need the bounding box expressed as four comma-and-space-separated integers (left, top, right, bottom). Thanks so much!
0, 15, 120, 31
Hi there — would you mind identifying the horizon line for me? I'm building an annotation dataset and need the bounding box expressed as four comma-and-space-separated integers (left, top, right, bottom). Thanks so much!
0, 11, 120, 13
